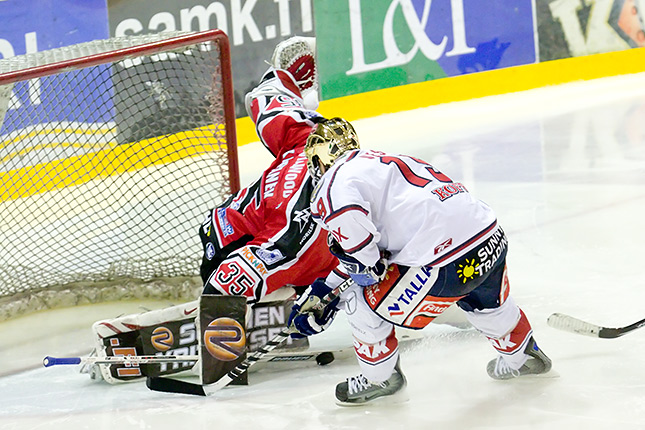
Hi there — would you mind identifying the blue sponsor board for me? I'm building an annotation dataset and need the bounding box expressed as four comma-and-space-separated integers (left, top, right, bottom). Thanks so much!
430, 0, 536, 76
0, 0, 108, 56
0, 0, 109, 134
4, 68, 114, 135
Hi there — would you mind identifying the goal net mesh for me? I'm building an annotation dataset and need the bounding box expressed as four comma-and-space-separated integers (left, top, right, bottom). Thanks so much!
0, 30, 239, 320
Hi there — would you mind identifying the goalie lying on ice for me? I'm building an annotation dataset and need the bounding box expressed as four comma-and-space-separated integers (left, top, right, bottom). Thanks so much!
85, 36, 343, 385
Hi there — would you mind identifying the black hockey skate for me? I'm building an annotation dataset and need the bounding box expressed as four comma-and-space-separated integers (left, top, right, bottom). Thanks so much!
487, 337, 552, 380
335, 359, 407, 406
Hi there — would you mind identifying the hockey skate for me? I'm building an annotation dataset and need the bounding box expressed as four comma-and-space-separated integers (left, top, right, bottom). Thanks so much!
487, 337, 552, 380
335, 359, 407, 406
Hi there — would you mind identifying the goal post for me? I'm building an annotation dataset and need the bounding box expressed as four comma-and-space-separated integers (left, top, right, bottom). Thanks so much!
0, 30, 240, 321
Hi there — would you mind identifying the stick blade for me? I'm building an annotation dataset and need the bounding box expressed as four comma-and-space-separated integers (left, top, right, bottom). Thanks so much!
547, 313, 602, 337
146, 376, 206, 396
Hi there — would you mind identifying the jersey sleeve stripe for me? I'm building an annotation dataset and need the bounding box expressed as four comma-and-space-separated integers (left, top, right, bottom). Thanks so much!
332, 268, 350, 279
344, 233, 374, 254
345, 150, 360, 162
326, 204, 369, 222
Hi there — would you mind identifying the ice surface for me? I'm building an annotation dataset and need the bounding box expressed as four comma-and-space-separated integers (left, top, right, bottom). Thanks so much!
2, 72, 645, 429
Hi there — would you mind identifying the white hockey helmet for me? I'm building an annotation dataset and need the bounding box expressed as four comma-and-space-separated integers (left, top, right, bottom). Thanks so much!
304, 117, 359, 181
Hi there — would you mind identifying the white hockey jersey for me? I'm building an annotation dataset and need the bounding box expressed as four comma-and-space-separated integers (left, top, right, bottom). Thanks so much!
310, 149, 498, 269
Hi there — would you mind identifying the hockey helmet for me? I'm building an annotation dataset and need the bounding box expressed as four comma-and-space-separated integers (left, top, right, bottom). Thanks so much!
305, 117, 359, 181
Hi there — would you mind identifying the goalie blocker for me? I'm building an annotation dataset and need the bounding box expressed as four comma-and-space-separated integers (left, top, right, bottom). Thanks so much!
89, 288, 308, 385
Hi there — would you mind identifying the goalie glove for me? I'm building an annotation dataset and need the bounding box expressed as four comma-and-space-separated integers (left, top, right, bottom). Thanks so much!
270, 36, 318, 110
328, 236, 388, 287
287, 279, 339, 338
271, 36, 317, 93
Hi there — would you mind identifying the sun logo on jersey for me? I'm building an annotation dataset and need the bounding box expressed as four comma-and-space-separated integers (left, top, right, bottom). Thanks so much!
457, 259, 479, 284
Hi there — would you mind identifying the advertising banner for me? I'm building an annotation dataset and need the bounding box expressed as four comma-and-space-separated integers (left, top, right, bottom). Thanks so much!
313, 0, 536, 100
107, 0, 316, 117
0, 0, 108, 58
0, 1, 109, 135
537, 0, 645, 61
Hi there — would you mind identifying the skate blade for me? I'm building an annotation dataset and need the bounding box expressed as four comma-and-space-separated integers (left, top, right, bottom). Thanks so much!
335, 388, 410, 407
492, 368, 560, 381
521, 368, 560, 379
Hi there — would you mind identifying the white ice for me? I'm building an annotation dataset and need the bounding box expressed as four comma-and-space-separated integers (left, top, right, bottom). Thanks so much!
2, 72, 645, 429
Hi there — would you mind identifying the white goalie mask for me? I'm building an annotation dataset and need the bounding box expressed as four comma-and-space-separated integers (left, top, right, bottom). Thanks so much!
304, 117, 360, 181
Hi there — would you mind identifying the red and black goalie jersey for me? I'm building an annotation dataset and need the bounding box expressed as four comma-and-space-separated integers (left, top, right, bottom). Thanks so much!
199, 68, 338, 303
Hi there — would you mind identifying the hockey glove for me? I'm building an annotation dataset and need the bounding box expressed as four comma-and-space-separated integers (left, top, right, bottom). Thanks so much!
287, 279, 340, 338
328, 237, 388, 287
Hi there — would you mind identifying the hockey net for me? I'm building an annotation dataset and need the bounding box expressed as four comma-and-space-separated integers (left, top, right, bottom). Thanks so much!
0, 30, 239, 321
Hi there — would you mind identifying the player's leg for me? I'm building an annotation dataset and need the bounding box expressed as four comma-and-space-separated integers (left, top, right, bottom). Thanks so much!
334, 282, 407, 405
457, 259, 552, 379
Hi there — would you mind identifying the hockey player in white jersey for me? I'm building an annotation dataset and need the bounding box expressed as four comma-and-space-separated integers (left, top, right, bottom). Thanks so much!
287, 117, 553, 405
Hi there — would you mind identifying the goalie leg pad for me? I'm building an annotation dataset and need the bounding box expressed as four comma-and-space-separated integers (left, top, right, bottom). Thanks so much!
90, 301, 200, 384
199, 295, 248, 385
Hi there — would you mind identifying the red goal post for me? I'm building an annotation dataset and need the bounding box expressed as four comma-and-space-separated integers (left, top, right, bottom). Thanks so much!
0, 30, 240, 320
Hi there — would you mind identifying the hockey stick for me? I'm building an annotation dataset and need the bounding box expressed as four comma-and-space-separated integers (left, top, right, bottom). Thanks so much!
43, 354, 198, 367
547, 312, 645, 339
43, 349, 338, 369
146, 277, 354, 396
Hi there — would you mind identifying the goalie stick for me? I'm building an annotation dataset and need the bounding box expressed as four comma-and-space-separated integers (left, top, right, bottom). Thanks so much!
547, 313, 645, 339
146, 277, 354, 397
43, 355, 198, 367
43, 349, 340, 369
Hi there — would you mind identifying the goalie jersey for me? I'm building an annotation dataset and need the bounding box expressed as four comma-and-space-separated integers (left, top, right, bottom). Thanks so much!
200, 68, 338, 303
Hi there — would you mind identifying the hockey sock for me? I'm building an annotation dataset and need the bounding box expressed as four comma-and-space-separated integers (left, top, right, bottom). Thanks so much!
353, 328, 399, 383
485, 309, 533, 369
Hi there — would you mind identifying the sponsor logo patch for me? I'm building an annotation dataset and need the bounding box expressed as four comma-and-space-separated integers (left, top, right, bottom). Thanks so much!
205, 242, 215, 260
431, 182, 468, 201
363, 265, 443, 329
268, 355, 315, 362
255, 248, 285, 265
331, 227, 348, 243
203, 317, 246, 362
434, 238, 452, 254
456, 258, 479, 284
216, 208, 234, 237
240, 246, 269, 276
292, 208, 311, 232
454, 227, 508, 284
150, 326, 174, 352
405, 295, 463, 328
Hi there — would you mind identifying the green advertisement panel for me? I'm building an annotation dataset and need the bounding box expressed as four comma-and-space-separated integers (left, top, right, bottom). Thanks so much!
314, 0, 536, 100
314, 0, 447, 100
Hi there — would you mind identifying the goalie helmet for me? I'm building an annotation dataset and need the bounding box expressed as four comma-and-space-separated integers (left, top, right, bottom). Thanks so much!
305, 117, 360, 181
